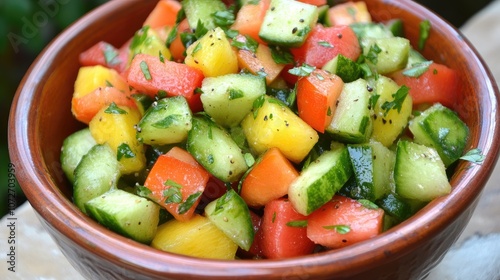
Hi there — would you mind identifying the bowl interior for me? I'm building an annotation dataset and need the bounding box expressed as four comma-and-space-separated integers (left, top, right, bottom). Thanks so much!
9, 0, 500, 279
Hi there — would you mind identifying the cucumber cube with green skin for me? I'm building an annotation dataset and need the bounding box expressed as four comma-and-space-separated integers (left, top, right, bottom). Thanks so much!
409, 103, 469, 167
73, 144, 120, 214
394, 140, 451, 202
182, 0, 227, 30
345, 140, 394, 201
60, 128, 97, 183
350, 22, 394, 40
259, 0, 319, 47
288, 142, 353, 216
326, 78, 373, 143
187, 114, 248, 183
204, 189, 255, 251
361, 36, 410, 74
136, 96, 193, 146
322, 54, 362, 83
201, 73, 266, 128
85, 189, 160, 244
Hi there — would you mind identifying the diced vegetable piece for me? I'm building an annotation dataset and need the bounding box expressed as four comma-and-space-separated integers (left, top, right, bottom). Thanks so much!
151, 214, 239, 259
343, 140, 394, 201
200, 73, 266, 127
182, 0, 227, 30
409, 103, 469, 167
371, 75, 413, 147
350, 22, 394, 40
235, 36, 286, 85
168, 18, 191, 62
89, 104, 146, 174
296, 69, 344, 133
291, 24, 361, 68
375, 192, 413, 223
78, 41, 127, 73
143, 0, 182, 28
326, 78, 373, 143
129, 26, 172, 62
241, 96, 319, 163
231, 0, 271, 45
143, 148, 210, 221
131, 93, 154, 116
72, 86, 137, 125
394, 140, 451, 202
322, 54, 362, 83
85, 189, 160, 244
185, 27, 239, 77
307, 195, 384, 248
260, 198, 315, 259
259, 0, 319, 48
389, 62, 460, 109
187, 114, 248, 182
61, 128, 97, 183
136, 96, 193, 145
73, 65, 130, 100
240, 147, 299, 207
73, 144, 120, 214
361, 37, 410, 74
205, 189, 255, 251
288, 143, 353, 215
325, 1, 371, 26
126, 53, 205, 112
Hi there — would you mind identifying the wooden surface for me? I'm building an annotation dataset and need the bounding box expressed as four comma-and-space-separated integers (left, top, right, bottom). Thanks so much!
2, 0, 500, 279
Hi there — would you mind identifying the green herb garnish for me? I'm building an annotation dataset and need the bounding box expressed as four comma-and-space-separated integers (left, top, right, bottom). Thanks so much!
269, 45, 294, 64
288, 63, 315, 77
418, 19, 431, 50
104, 102, 127, 114
228, 88, 245, 100
460, 148, 485, 164
231, 35, 258, 53
286, 220, 308, 227
140, 60, 152, 80
381, 85, 409, 115
117, 143, 135, 160
323, 224, 351, 234
153, 114, 182, 128
178, 191, 202, 214
318, 41, 334, 48
403, 60, 433, 78
358, 199, 379, 210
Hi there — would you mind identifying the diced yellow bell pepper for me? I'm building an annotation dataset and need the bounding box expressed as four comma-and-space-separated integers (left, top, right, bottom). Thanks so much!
73, 65, 130, 99
89, 104, 146, 174
241, 96, 319, 163
184, 27, 238, 77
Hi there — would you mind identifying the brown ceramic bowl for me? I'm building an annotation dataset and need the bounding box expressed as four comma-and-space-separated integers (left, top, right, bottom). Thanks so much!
8, 0, 500, 279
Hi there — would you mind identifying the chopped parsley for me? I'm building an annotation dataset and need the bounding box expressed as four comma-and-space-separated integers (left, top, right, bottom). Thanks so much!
286, 220, 308, 227
103, 44, 120, 66
228, 88, 245, 100
403, 60, 433, 78
252, 95, 266, 118
166, 27, 177, 48
358, 199, 379, 210
318, 41, 334, 48
269, 45, 294, 64
104, 102, 127, 114
288, 63, 315, 77
212, 9, 235, 28
178, 191, 202, 214
231, 35, 258, 53
140, 60, 152, 80
194, 19, 208, 38
130, 26, 150, 51
153, 114, 182, 128
366, 44, 382, 64
418, 19, 431, 50
460, 148, 485, 164
136, 184, 152, 198
117, 143, 135, 160
192, 42, 202, 54
381, 85, 409, 115
163, 180, 183, 204
323, 224, 351, 234
296, 26, 311, 37
158, 50, 165, 63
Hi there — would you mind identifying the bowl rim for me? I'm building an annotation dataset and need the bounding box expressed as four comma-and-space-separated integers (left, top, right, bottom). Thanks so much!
8, 0, 500, 278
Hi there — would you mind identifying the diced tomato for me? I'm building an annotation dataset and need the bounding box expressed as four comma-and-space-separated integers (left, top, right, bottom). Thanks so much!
142, 0, 181, 29
261, 198, 315, 259
240, 148, 299, 208
144, 148, 210, 221
290, 25, 361, 68
326, 2, 372, 26
79, 41, 127, 73
296, 69, 344, 132
231, 0, 270, 45
169, 18, 191, 63
126, 53, 204, 112
307, 195, 384, 249
389, 62, 460, 109
71, 86, 136, 124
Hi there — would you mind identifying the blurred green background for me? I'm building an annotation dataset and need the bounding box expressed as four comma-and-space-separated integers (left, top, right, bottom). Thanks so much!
0, 0, 495, 218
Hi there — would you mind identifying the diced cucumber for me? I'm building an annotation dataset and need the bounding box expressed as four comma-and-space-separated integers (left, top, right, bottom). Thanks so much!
129, 26, 171, 62
350, 22, 394, 40
394, 140, 451, 202
84, 189, 160, 244
131, 93, 154, 116
187, 114, 248, 182
182, 0, 227, 30
361, 37, 410, 74
259, 0, 319, 47
385, 19, 404, 37
344, 140, 394, 201
288, 142, 353, 215
326, 78, 373, 143
409, 103, 469, 167
201, 73, 266, 127
60, 128, 97, 183
375, 192, 413, 223
204, 189, 255, 251
136, 96, 193, 146
73, 144, 120, 213
322, 54, 362, 83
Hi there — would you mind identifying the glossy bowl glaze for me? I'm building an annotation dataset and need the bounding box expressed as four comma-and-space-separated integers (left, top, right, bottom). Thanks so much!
8, 0, 500, 279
